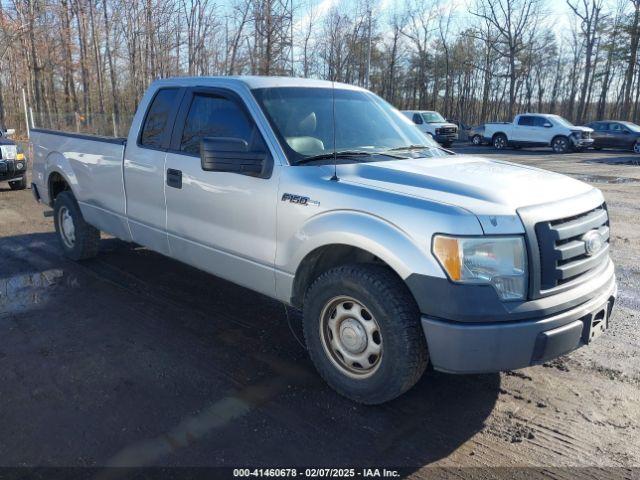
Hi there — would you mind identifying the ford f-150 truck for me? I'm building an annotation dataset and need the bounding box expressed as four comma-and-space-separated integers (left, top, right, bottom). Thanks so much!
30, 77, 616, 404
484, 114, 594, 153
1, 128, 27, 190
401, 110, 458, 147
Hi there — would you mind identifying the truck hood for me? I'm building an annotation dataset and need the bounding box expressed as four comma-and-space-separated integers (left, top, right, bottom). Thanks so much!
570, 125, 594, 133
335, 155, 593, 218
426, 122, 457, 129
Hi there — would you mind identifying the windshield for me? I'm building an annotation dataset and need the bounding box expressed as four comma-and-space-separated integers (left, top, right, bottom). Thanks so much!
252, 87, 443, 164
421, 112, 446, 123
549, 115, 574, 128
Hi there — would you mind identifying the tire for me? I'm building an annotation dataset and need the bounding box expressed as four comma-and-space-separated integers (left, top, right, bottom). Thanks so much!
471, 135, 482, 146
552, 136, 570, 154
634, 141, 640, 154
8, 177, 27, 190
53, 191, 100, 260
302, 264, 428, 404
493, 134, 508, 150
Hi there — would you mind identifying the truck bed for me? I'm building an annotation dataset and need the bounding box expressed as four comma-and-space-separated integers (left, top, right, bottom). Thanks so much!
30, 127, 130, 241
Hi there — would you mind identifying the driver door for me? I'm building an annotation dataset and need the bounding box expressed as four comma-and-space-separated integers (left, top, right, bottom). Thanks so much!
163, 87, 279, 298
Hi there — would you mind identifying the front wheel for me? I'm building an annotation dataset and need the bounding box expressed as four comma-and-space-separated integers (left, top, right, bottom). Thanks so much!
471, 134, 482, 146
303, 264, 428, 404
8, 177, 27, 190
552, 136, 570, 154
53, 191, 101, 260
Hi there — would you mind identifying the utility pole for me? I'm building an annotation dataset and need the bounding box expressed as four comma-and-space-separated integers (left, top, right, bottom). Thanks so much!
365, 4, 372, 89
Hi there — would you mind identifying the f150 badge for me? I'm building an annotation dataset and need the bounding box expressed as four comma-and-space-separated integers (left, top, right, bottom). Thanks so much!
281, 193, 320, 207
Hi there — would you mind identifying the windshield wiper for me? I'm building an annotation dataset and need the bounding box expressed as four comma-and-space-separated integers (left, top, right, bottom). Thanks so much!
296, 150, 404, 164
386, 144, 434, 151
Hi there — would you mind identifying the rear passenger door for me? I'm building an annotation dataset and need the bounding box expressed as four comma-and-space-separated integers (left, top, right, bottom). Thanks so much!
589, 122, 608, 147
514, 116, 535, 143
163, 87, 279, 298
124, 87, 185, 255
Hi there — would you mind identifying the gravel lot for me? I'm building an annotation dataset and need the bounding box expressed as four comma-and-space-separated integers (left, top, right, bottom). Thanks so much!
0, 145, 638, 475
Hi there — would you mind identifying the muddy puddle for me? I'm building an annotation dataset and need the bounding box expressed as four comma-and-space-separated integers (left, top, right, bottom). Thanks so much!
0, 269, 74, 315
570, 174, 640, 184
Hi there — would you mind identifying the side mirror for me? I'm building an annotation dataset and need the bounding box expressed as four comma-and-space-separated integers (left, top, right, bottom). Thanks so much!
200, 137, 271, 178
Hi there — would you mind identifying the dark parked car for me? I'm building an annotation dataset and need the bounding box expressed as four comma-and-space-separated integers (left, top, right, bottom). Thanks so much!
585, 120, 640, 153
467, 125, 488, 145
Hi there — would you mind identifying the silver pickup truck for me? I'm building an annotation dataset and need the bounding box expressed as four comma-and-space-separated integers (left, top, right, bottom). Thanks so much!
30, 77, 616, 404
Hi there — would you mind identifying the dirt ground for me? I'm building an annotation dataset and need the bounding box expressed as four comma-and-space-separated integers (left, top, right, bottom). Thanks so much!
0, 145, 638, 476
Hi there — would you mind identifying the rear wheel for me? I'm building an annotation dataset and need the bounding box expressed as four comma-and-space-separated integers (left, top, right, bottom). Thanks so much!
471, 134, 482, 145
303, 264, 428, 404
634, 141, 640, 154
493, 134, 508, 150
552, 136, 570, 153
8, 177, 27, 190
53, 191, 101, 260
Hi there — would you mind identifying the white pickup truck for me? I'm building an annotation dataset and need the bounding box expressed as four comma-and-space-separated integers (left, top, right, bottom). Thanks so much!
30, 77, 616, 404
484, 114, 594, 153
401, 110, 458, 147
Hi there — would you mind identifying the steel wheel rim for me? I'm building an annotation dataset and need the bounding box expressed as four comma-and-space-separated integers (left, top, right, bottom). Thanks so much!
58, 206, 76, 249
319, 296, 383, 379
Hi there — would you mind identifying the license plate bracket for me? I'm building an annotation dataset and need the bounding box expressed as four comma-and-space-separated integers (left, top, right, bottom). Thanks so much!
582, 303, 609, 344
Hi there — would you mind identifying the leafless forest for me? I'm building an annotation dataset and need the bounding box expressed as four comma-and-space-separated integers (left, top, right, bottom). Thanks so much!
1, 0, 640, 137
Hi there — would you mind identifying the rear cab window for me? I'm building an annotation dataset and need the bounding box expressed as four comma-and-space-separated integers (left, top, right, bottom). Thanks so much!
140, 88, 180, 149
518, 116, 534, 126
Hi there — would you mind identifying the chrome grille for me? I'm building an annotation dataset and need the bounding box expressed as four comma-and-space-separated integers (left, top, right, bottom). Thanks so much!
535, 204, 609, 291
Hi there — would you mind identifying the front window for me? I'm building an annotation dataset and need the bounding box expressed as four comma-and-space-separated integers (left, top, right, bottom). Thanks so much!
421, 111, 446, 123
252, 87, 443, 164
621, 122, 640, 133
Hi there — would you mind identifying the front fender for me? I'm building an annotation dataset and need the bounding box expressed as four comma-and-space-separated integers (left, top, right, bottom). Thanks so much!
275, 209, 447, 302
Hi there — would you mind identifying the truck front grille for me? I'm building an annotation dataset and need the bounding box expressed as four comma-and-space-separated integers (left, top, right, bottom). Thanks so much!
535, 204, 609, 291
441, 127, 457, 134
582, 131, 591, 139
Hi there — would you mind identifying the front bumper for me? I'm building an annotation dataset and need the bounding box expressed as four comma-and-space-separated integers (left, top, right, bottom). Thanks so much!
420, 265, 617, 374
434, 133, 458, 144
0, 159, 26, 181
572, 137, 594, 147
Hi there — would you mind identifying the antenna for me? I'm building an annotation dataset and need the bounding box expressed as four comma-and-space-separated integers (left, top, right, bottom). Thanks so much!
330, 81, 339, 182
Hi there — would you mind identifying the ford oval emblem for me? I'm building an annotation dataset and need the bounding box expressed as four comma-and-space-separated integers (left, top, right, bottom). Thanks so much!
582, 230, 604, 257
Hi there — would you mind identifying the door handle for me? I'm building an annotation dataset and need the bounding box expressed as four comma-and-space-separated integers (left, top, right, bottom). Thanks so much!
167, 168, 182, 189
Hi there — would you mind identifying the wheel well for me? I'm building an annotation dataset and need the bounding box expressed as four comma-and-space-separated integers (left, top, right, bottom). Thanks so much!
48, 172, 70, 206
492, 132, 506, 141
291, 244, 389, 308
551, 134, 568, 143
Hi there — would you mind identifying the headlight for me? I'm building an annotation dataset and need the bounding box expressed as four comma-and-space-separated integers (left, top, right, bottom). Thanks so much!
433, 235, 527, 301
16, 152, 25, 161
